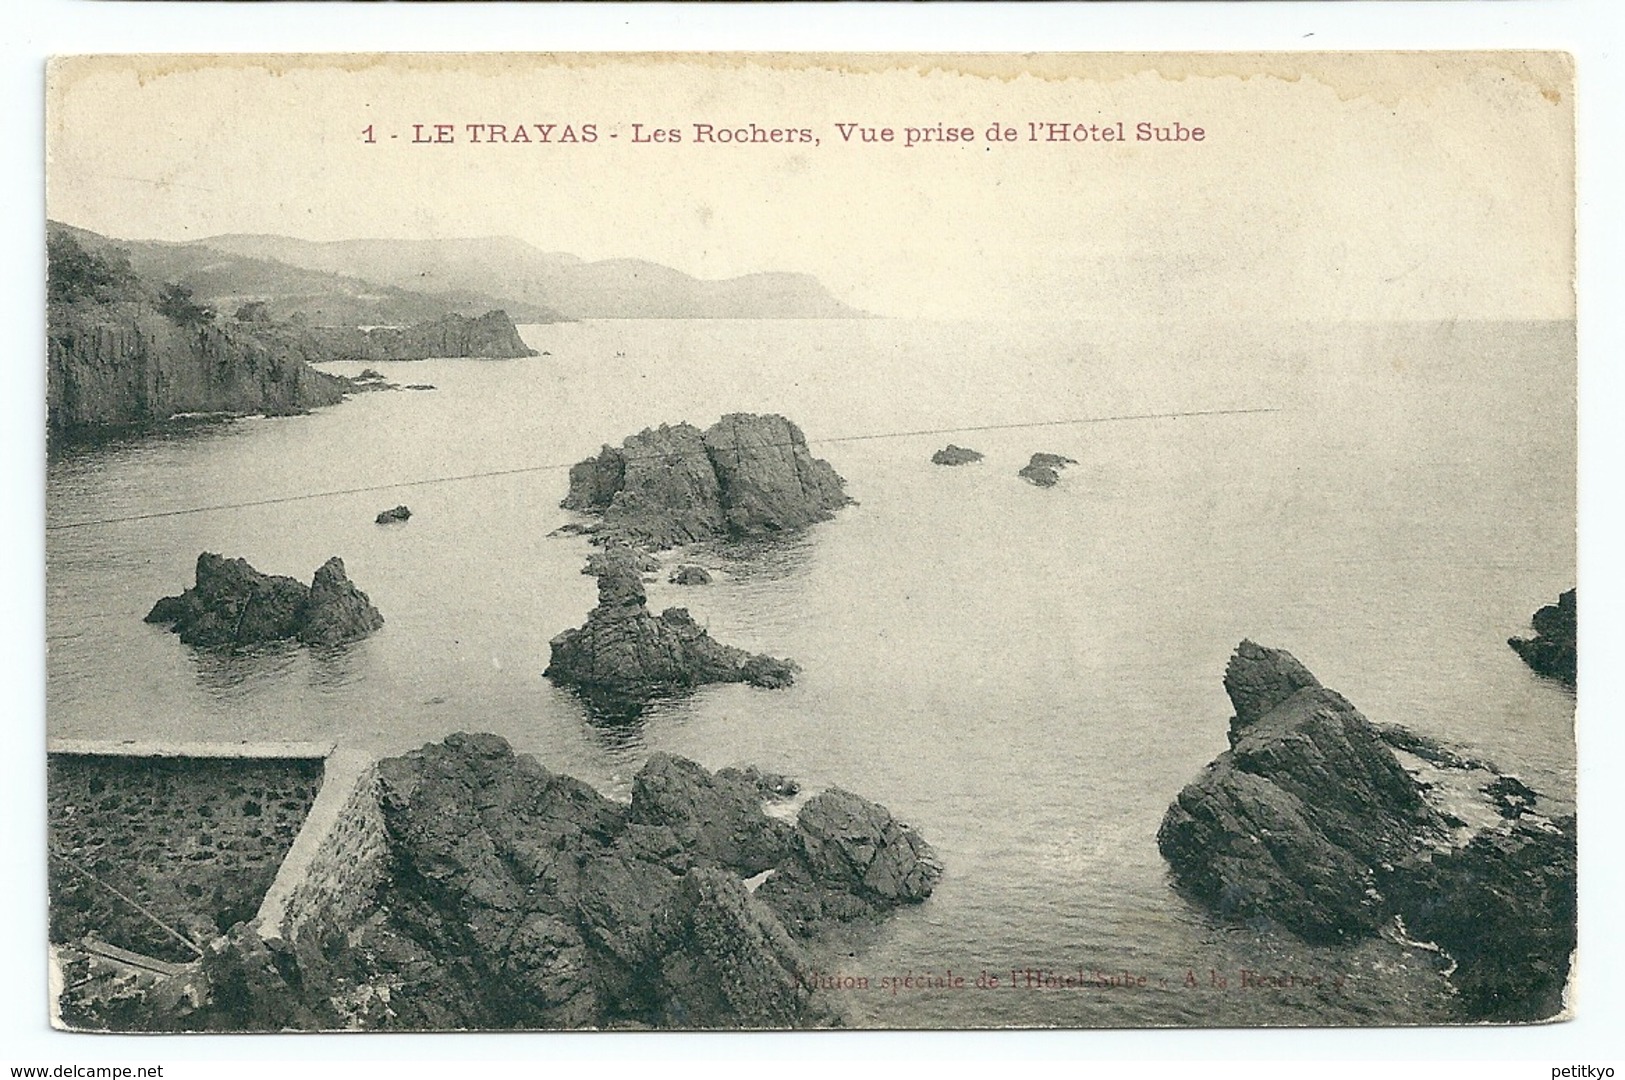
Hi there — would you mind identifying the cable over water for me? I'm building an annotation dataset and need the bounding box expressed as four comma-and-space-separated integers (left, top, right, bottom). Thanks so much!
44, 406, 1280, 532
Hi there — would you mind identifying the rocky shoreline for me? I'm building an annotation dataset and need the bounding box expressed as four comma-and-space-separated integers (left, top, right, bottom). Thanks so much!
57, 734, 941, 1031
1157, 641, 1575, 1021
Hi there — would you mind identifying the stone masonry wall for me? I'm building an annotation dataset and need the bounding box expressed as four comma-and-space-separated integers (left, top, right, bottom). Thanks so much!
47, 754, 325, 963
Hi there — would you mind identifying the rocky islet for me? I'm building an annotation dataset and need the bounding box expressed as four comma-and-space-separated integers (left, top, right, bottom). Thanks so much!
561, 413, 850, 549
145, 553, 384, 649
546, 547, 796, 698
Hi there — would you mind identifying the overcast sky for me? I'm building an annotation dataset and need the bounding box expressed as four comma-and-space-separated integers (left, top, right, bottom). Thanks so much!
46, 53, 1573, 322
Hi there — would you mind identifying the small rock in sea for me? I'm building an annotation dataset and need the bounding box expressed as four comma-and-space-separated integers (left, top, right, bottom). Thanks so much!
1018, 452, 1077, 486
403, 383, 436, 391
669, 565, 712, 586
931, 444, 984, 466
376, 505, 412, 524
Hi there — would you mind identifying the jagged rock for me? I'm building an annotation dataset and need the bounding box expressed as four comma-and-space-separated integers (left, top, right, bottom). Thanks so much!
375, 505, 411, 524
648, 868, 827, 1029
145, 554, 316, 648
69, 735, 932, 1030
630, 753, 794, 876
670, 564, 712, 586
757, 788, 943, 937
1224, 639, 1322, 733
145, 553, 382, 649
560, 414, 848, 549
299, 557, 386, 646
931, 444, 984, 466
1017, 451, 1077, 487
1158, 641, 1577, 1021
546, 550, 796, 697
1508, 589, 1576, 687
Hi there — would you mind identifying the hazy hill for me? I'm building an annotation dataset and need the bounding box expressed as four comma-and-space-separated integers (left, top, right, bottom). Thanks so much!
53, 224, 560, 327
199, 234, 867, 320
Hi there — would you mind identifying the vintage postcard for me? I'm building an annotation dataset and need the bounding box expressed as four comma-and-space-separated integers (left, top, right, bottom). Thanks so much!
43, 52, 1575, 1031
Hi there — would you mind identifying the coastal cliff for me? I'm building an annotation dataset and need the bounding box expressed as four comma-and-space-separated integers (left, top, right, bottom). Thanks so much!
300, 310, 537, 362
47, 228, 534, 439
562, 414, 850, 549
1157, 641, 1575, 1021
60, 734, 941, 1031
47, 228, 348, 438
48, 302, 349, 437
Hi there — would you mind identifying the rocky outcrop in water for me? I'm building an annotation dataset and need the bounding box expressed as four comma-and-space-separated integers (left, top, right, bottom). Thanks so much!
931, 444, 984, 466
1018, 452, 1077, 487
145, 553, 383, 648
1157, 640, 1575, 1021
375, 505, 411, 524
670, 565, 712, 586
562, 414, 849, 549
546, 549, 794, 697
1508, 589, 1576, 688
301, 310, 537, 362
61, 734, 940, 1031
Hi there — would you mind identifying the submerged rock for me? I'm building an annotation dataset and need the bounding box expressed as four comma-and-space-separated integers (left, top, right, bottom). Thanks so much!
375, 505, 412, 524
545, 548, 795, 697
1018, 452, 1076, 487
1157, 640, 1575, 1021
1508, 588, 1576, 687
145, 553, 383, 648
931, 444, 984, 466
561, 413, 849, 549
669, 564, 713, 586
61, 734, 937, 1031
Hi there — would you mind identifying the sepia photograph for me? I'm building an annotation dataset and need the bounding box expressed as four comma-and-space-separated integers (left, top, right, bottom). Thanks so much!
41, 51, 1577, 1033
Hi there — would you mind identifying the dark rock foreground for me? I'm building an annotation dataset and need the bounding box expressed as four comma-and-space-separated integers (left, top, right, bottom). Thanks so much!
375, 505, 411, 524
145, 553, 383, 648
561, 414, 849, 549
60, 734, 940, 1031
546, 549, 794, 697
931, 444, 984, 466
1508, 588, 1576, 688
1157, 641, 1575, 1022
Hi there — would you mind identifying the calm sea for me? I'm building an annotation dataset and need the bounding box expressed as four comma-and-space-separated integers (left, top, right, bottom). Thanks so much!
45, 318, 1576, 1028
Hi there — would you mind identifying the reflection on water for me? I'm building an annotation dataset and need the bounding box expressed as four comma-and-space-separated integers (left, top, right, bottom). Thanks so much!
188, 640, 301, 694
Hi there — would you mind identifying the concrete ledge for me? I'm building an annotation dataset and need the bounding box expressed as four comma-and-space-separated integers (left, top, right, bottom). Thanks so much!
48, 738, 336, 760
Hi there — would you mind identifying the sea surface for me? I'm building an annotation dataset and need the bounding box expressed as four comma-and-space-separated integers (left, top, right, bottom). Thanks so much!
45, 318, 1577, 1028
